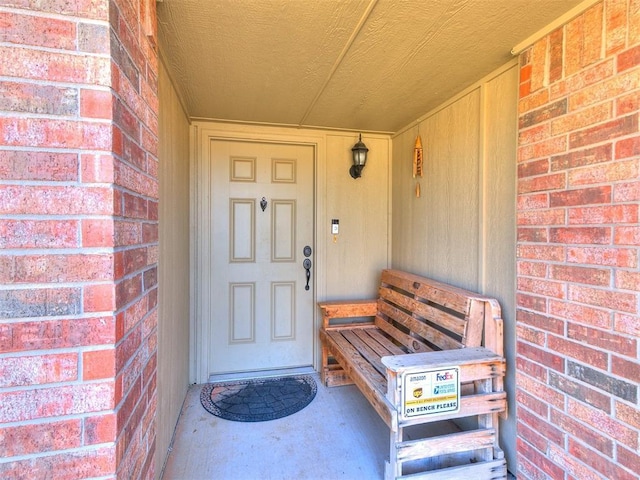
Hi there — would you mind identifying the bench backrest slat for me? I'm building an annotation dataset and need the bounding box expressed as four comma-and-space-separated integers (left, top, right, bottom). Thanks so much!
377, 269, 491, 351
377, 300, 464, 351
381, 270, 471, 314
374, 315, 431, 353
379, 286, 467, 337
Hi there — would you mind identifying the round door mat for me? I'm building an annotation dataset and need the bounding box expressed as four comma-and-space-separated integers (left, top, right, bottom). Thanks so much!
200, 375, 317, 422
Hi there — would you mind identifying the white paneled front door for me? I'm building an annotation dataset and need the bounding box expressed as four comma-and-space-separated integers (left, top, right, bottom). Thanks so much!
208, 140, 314, 374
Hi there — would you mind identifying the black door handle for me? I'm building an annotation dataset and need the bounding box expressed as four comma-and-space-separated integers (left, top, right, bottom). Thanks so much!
303, 259, 311, 291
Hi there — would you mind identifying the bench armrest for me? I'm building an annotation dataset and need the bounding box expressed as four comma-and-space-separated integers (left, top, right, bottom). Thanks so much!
318, 299, 378, 328
381, 347, 505, 379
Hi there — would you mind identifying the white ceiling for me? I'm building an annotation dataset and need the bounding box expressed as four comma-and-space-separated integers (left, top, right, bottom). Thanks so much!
157, 0, 584, 133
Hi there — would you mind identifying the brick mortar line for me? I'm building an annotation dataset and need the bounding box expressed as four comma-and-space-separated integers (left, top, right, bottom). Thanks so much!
521, 351, 639, 382
517, 112, 639, 127
518, 272, 640, 286
118, 185, 160, 197
0, 76, 112, 92
0, 182, 114, 188
0, 264, 157, 282
116, 336, 157, 375
517, 295, 638, 313
115, 362, 157, 413
531, 330, 636, 357
114, 354, 156, 405
0, 6, 110, 25
516, 256, 639, 267
0, 39, 111, 58
517, 402, 557, 423
517, 211, 639, 218
0, 247, 114, 255
0, 284, 112, 294
519, 316, 614, 331
0, 217, 115, 226
517, 132, 640, 156
518, 106, 635, 136
0, 377, 115, 395
0, 111, 113, 123
112, 160, 159, 180
0, 189, 158, 204
0, 345, 115, 359
113, 243, 159, 252
0, 411, 115, 429
0, 444, 117, 465
0, 313, 115, 324
110, 88, 160, 120
113, 290, 158, 317
0, 145, 113, 154
114, 195, 160, 204
115, 300, 157, 329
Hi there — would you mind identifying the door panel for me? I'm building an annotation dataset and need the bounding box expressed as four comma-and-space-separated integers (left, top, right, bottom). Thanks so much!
209, 140, 314, 374
272, 200, 295, 261
230, 199, 255, 261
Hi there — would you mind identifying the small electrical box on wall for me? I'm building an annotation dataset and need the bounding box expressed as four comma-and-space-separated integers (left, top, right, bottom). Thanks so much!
331, 219, 339, 234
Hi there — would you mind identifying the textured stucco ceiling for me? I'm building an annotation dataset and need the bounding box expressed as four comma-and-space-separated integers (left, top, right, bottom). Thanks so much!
158, 0, 585, 133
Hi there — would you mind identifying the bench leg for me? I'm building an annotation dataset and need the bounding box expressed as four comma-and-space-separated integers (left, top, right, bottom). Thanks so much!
320, 343, 354, 387
321, 342, 329, 386
385, 426, 403, 480
476, 378, 504, 463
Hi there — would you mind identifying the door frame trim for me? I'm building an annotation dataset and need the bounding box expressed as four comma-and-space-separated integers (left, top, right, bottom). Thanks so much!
190, 122, 327, 384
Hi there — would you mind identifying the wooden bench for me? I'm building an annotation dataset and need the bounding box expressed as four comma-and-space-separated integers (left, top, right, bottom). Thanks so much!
319, 269, 507, 479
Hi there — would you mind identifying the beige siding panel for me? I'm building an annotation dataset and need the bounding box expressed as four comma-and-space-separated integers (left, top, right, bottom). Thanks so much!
324, 134, 390, 299
391, 125, 419, 270
425, 89, 481, 290
392, 89, 481, 291
157, 60, 191, 478
391, 61, 518, 473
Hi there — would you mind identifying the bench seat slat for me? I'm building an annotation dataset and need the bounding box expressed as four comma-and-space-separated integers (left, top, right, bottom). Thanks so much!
342, 329, 387, 377
367, 329, 408, 356
326, 330, 387, 395
351, 329, 395, 360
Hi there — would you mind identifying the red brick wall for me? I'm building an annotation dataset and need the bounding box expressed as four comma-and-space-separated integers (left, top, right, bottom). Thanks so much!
0, 1, 158, 478
110, 0, 159, 478
516, 0, 639, 478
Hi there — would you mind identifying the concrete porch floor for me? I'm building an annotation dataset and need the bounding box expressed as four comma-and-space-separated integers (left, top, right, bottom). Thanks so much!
161, 373, 516, 480
161, 374, 389, 480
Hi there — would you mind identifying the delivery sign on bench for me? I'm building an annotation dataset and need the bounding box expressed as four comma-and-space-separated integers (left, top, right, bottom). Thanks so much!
401, 367, 460, 419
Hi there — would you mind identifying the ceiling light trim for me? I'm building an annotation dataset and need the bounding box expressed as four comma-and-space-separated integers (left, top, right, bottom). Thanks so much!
297, 0, 379, 127
189, 116, 393, 136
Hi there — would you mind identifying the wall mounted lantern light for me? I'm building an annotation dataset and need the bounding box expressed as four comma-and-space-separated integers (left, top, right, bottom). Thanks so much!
350, 133, 369, 179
